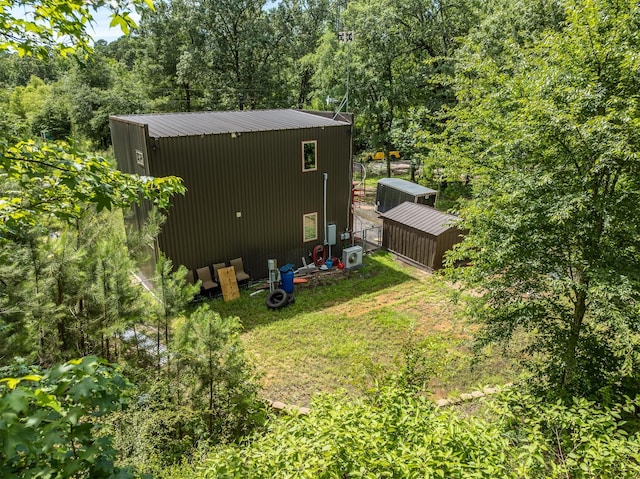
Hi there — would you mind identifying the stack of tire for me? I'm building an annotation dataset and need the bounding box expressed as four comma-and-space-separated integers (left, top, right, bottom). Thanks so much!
266, 288, 295, 309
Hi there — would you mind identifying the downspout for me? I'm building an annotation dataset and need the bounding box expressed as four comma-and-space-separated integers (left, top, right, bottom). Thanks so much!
347, 122, 354, 238
324, 172, 331, 258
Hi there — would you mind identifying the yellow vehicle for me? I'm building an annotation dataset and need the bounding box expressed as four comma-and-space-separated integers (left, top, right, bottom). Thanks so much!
364, 150, 400, 162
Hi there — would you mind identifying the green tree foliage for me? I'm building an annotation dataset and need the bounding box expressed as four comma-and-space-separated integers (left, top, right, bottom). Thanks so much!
108, 380, 207, 472
109, 305, 265, 469
0, 356, 135, 478
318, 0, 479, 177
442, 0, 640, 397
154, 254, 200, 366
270, 0, 337, 109
164, 386, 640, 478
0, 0, 153, 57
0, 207, 159, 365
134, 0, 202, 112
173, 305, 265, 440
1, 139, 183, 236
192, 0, 284, 110
1, 0, 184, 235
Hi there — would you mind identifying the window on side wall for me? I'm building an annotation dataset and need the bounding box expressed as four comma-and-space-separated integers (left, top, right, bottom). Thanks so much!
303, 212, 318, 242
302, 140, 317, 172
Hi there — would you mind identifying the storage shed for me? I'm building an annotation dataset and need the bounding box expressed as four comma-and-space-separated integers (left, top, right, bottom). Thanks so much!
380, 202, 463, 270
375, 178, 437, 214
110, 109, 353, 279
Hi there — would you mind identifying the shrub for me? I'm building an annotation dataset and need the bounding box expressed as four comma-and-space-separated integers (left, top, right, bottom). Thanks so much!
164, 387, 640, 479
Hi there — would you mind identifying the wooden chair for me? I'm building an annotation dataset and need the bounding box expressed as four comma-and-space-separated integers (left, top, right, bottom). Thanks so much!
195, 266, 218, 297
229, 257, 250, 287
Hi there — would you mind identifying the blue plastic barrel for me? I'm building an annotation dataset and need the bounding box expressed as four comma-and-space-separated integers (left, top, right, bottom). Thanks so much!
280, 264, 295, 294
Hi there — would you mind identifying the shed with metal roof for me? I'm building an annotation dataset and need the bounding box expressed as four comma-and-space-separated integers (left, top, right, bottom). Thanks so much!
375, 178, 437, 214
110, 109, 353, 280
380, 202, 463, 270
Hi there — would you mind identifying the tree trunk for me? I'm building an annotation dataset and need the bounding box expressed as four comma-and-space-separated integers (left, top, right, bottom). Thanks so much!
183, 82, 191, 112
56, 278, 69, 352
562, 287, 588, 391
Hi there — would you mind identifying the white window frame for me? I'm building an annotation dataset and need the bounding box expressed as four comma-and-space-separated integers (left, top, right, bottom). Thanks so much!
302, 140, 318, 172
303, 212, 318, 242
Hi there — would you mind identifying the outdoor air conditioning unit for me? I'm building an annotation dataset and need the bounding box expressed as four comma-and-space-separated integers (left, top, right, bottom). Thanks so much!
342, 245, 363, 269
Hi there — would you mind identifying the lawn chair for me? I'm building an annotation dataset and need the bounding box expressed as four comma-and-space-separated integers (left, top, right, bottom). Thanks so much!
185, 269, 195, 285
212, 262, 227, 283
195, 266, 218, 297
229, 257, 250, 287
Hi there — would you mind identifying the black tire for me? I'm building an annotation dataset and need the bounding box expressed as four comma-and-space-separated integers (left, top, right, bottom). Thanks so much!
266, 289, 289, 309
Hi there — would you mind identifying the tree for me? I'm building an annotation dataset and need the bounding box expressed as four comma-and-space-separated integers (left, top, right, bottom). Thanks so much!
1, 140, 184, 237
0, 0, 184, 236
154, 253, 200, 370
173, 305, 264, 441
197, 0, 283, 110
0, 356, 136, 478
325, 0, 478, 177
0, 205, 161, 366
0, 0, 151, 57
270, 0, 337, 109
442, 0, 640, 397
135, 0, 206, 112
108, 305, 266, 469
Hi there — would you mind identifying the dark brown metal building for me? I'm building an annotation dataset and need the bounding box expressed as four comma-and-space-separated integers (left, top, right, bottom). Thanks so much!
380, 202, 464, 270
110, 109, 353, 279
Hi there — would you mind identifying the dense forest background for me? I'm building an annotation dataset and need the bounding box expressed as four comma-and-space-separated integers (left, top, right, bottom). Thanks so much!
1, 0, 640, 477
0, 0, 478, 168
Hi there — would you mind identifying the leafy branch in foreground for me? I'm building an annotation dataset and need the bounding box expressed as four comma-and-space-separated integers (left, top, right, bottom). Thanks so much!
1, 139, 185, 236
0, 0, 154, 57
0, 356, 136, 478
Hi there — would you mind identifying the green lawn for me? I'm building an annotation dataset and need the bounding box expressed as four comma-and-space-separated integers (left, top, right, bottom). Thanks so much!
210, 251, 522, 406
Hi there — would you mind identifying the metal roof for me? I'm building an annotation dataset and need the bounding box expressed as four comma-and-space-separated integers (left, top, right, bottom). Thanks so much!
110, 109, 351, 138
378, 178, 437, 197
380, 202, 460, 236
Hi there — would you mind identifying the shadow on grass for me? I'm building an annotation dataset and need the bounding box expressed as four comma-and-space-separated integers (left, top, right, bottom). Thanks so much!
204, 250, 416, 333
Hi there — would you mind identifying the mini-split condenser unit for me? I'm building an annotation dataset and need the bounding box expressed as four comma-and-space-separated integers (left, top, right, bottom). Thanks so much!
342, 246, 363, 269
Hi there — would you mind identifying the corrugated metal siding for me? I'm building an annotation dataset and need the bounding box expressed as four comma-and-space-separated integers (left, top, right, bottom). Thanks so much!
375, 183, 437, 214
383, 220, 439, 269
111, 109, 350, 138
381, 203, 464, 270
145, 124, 352, 279
380, 202, 459, 236
109, 119, 152, 232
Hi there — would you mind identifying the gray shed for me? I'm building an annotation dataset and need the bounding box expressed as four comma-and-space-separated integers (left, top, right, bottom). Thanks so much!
110, 109, 353, 279
375, 178, 437, 214
381, 202, 463, 270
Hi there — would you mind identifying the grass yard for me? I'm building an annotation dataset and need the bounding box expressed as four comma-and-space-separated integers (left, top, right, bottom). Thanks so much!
211, 251, 523, 407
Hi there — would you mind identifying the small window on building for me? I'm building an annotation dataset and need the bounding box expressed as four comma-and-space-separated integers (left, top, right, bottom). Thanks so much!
136, 149, 145, 168
302, 140, 317, 172
303, 212, 318, 242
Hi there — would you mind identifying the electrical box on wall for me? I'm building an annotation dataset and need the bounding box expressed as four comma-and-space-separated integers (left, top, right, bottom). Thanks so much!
327, 224, 337, 245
